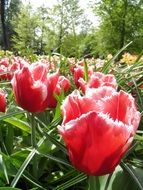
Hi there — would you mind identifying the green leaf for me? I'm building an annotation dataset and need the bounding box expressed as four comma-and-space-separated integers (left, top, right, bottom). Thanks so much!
120, 162, 143, 190
0, 154, 9, 184
0, 110, 26, 121
37, 124, 67, 154
53, 173, 87, 190
104, 165, 143, 190
102, 41, 133, 73
84, 59, 88, 82
11, 137, 45, 187
36, 150, 72, 168
0, 188, 21, 190
4, 117, 30, 133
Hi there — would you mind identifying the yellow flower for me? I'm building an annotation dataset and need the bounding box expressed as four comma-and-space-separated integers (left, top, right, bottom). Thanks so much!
120, 53, 137, 65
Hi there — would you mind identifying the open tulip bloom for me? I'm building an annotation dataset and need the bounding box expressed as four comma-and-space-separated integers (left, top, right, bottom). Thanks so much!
58, 87, 141, 176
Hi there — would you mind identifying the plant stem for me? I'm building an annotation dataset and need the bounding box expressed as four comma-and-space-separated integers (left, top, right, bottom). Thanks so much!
88, 176, 100, 190
30, 113, 37, 148
30, 113, 38, 178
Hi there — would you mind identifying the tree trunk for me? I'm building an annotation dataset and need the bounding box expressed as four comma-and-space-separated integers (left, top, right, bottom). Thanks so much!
119, 0, 128, 49
0, 0, 8, 49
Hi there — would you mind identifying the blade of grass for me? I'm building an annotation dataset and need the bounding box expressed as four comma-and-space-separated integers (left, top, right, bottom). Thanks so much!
102, 41, 133, 73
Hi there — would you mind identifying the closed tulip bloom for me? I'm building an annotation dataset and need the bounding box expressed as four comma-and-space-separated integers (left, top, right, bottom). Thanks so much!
58, 89, 141, 176
11, 63, 48, 112
47, 72, 70, 108
58, 76, 71, 92
0, 89, 6, 112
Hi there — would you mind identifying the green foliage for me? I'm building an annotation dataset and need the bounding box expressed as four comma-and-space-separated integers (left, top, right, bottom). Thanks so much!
92, 0, 143, 55
11, 4, 39, 54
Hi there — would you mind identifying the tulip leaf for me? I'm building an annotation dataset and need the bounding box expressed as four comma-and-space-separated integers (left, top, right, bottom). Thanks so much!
11, 137, 45, 187
53, 173, 87, 190
104, 165, 143, 190
36, 150, 72, 168
0, 188, 21, 190
84, 165, 143, 190
120, 162, 143, 190
4, 117, 31, 133
0, 110, 26, 121
0, 154, 9, 184
36, 123, 67, 154
102, 41, 133, 73
84, 59, 88, 82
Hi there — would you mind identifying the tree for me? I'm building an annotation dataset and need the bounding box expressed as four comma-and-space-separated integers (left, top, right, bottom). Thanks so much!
11, 4, 39, 54
6, 0, 22, 48
0, 0, 9, 49
93, 0, 143, 55
0, 0, 21, 49
50, 0, 91, 56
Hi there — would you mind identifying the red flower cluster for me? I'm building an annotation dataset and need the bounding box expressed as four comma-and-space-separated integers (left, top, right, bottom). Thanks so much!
58, 85, 141, 176
78, 72, 117, 93
0, 57, 29, 81
72, 65, 117, 93
11, 63, 70, 112
72, 65, 93, 88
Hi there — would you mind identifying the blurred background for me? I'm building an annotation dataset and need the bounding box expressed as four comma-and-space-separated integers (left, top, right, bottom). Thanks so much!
0, 0, 143, 58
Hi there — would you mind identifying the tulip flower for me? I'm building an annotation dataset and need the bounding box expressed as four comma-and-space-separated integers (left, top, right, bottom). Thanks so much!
47, 72, 70, 108
78, 72, 117, 93
0, 57, 29, 81
11, 63, 48, 112
0, 89, 6, 112
58, 88, 141, 176
73, 65, 93, 88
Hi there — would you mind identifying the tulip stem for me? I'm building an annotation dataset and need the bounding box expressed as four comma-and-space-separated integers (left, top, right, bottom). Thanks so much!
30, 113, 37, 149
30, 113, 38, 178
88, 176, 100, 190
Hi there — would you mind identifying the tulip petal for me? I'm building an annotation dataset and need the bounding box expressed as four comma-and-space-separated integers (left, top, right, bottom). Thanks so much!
62, 90, 100, 124
46, 72, 60, 108
0, 89, 6, 112
100, 91, 141, 131
59, 111, 134, 175
12, 67, 47, 112
85, 86, 116, 101
31, 63, 48, 82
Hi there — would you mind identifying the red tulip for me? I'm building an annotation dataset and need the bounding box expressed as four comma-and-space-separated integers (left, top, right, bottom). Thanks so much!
0, 58, 9, 67
58, 76, 71, 92
0, 57, 29, 81
58, 89, 141, 176
0, 89, 6, 112
11, 63, 48, 112
47, 72, 70, 108
78, 72, 117, 93
73, 65, 93, 88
